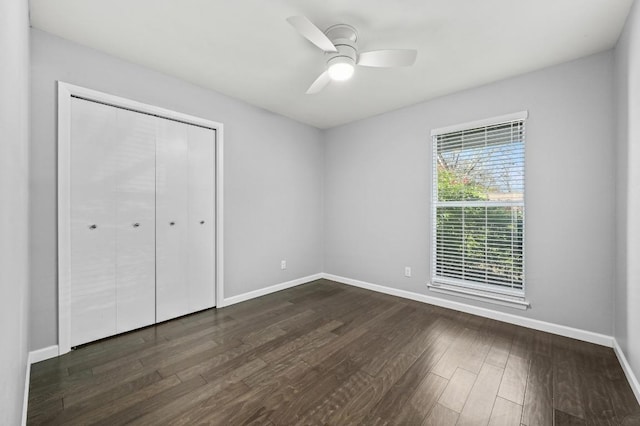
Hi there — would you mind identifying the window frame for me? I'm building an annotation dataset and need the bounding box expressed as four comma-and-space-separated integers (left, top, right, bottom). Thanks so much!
429, 111, 529, 309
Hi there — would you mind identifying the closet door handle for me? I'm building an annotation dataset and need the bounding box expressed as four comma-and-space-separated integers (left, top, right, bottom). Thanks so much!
89, 224, 97, 230
169, 221, 176, 226
200, 220, 205, 225
133, 223, 140, 228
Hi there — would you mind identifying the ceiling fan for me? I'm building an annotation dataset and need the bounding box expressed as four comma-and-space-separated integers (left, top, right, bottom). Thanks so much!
287, 16, 418, 94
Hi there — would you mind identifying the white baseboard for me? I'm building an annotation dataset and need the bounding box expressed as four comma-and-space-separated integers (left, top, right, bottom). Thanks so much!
220, 273, 324, 308
29, 345, 60, 364
321, 273, 613, 348
613, 340, 640, 404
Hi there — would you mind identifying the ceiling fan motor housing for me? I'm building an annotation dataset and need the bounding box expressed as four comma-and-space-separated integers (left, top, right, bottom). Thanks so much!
325, 24, 358, 70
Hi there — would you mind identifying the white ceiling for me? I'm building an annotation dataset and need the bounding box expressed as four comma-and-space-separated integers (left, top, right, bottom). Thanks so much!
30, 0, 633, 129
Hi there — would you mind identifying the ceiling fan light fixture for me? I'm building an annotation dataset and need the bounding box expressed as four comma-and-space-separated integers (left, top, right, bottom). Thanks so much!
328, 61, 354, 81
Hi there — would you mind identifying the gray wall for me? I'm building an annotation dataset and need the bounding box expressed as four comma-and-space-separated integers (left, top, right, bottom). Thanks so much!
0, 0, 30, 423
324, 51, 616, 335
30, 29, 324, 350
615, 0, 640, 384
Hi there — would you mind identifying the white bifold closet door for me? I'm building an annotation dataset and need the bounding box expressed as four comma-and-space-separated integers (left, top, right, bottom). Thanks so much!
155, 119, 189, 322
156, 118, 216, 322
70, 98, 156, 346
70, 99, 117, 346
114, 108, 157, 333
187, 125, 216, 312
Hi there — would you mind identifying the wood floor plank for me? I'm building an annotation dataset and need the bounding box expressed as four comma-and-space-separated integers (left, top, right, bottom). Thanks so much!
457, 362, 505, 426
553, 346, 585, 419
606, 378, 640, 423
457, 328, 495, 374
260, 319, 342, 364
488, 396, 523, 426
579, 371, 616, 424
154, 310, 236, 342
195, 354, 312, 425
158, 321, 285, 381
431, 327, 478, 379
26, 280, 640, 425
554, 408, 586, 425
157, 338, 244, 380
486, 336, 513, 369
271, 309, 323, 333
139, 337, 220, 369
28, 368, 93, 407
301, 302, 406, 367
327, 352, 418, 425
64, 336, 152, 375
316, 289, 388, 318
88, 375, 208, 426
359, 311, 437, 376
169, 380, 257, 426
398, 316, 449, 359
251, 365, 326, 425
211, 304, 307, 344
295, 369, 373, 425
268, 331, 388, 423
91, 324, 220, 375
30, 359, 146, 409
24, 395, 63, 425
530, 330, 553, 358
29, 363, 69, 388
60, 375, 183, 426
438, 367, 477, 413
62, 370, 162, 409
35, 370, 163, 424
329, 298, 403, 336
498, 353, 530, 405
362, 332, 453, 423
220, 299, 295, 322
423, 403, 459, 425
284, 283, 345, 305
522, 353, 553, 426
226, 361, 317, 425
394, 372, 448, 425
128, 358, 266, 425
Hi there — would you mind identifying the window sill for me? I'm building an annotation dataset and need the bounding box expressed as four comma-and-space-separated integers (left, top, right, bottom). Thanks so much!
427, 282, 530, 310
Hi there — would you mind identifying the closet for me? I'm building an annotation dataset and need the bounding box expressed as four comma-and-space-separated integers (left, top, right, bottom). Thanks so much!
67, 96, 216, 347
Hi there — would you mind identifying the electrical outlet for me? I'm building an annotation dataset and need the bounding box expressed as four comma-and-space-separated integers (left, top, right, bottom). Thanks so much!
281, 260, 287, 270
404, 266, 411, 277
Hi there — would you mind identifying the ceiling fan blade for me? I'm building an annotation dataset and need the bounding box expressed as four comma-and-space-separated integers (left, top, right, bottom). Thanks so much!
357, 49, 417, 68
306, 71, 331, 94
287, 16, 338, 53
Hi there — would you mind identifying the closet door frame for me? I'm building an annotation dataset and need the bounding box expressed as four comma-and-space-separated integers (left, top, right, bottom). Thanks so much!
57, 82, 224, 355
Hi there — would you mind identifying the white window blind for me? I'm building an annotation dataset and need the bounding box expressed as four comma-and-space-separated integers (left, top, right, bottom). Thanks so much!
431, 114, 526, 296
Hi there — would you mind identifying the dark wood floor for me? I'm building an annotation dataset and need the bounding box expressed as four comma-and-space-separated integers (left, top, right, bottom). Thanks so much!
28, 279, 640, 425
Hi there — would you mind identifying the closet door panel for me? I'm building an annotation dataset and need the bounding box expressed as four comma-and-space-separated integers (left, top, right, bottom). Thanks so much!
69, 98, 118, 346
187, 126, 216, 311
115, 109, 157, 332
156, 118, 189, 322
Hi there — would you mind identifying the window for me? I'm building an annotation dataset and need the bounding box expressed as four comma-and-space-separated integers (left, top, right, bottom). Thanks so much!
430, 112, 528, 309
